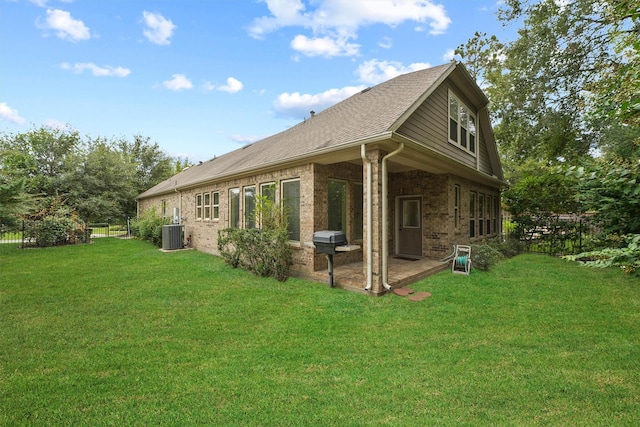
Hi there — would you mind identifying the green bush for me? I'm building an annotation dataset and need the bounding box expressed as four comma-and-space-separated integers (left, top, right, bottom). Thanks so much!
564, 234, 640, 276
471, 243, 504, 271
217, 194, 293, 281
22, 204, 87, 247
487, 237, 526, 258
131, 209, 169, 247
218, 227, 293, 281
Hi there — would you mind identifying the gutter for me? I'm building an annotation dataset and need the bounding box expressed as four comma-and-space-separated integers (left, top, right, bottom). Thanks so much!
138, 132, 394, 199
381, 142, 404, 291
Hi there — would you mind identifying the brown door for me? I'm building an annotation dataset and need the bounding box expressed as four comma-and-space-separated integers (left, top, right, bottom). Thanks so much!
398, 197, 422, 257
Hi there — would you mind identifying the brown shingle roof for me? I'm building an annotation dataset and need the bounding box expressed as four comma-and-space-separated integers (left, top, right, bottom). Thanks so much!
138, 62, 455, 199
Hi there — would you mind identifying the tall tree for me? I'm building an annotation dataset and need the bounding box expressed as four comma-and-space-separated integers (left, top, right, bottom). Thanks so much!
0, 127, 179, 222
456, 0, 639, 169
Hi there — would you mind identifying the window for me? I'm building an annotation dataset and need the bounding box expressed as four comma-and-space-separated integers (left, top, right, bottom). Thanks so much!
212, 192, 219, 220
493, 196, 499, 235
282, 180, 300, 241
162, 200, 167, 218
470, 191, 476, 238
469, 115, 476, 154
244, 186, 256, 229
479, 193, 485, 236
229, 188, 240, 228
258, 182, 276, 229
449, 96, 459, 142
403, 200, 421, 228
486, 195, 492, 235
328, 180, 347, 233
353, 183, 363, 241
196, 194, 203, 220
449, 91, 477, 154
261, 182, 276, 204
454, 185, 460, 229
204, 193, 211, 220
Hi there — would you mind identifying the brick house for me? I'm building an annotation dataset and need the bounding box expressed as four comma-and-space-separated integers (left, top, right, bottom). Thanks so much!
137, 62, 505, 295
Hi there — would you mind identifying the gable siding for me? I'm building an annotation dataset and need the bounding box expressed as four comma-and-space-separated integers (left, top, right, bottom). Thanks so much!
397, 81, 494, 173
477, 123, 494, 176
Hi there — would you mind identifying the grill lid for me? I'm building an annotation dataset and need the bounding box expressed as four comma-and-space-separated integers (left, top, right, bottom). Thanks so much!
312, 230, 348, 246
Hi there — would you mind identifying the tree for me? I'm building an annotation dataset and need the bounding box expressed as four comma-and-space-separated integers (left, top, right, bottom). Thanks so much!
455, 0, 639, 170
0, 177, 33, 229
568, 160, 640, 236
0, 127, 180, 222
0, 126, 81, 200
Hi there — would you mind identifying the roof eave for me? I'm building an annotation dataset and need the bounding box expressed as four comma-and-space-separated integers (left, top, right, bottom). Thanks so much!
137, 132, 394, 199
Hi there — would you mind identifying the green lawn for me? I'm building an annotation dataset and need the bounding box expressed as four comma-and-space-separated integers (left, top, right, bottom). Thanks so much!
1, 239, 639, 425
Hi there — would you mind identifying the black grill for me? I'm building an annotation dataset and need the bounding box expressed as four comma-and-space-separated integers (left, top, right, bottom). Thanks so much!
312, 231, 348, 288
312, 230, 348, 255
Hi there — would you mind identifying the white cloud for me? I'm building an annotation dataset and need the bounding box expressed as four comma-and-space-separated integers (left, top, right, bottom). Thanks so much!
247, 0, 451, 58
379, 36, 393, 49
37, 8, 90, 42
202, 81, 216, 91
61, 62, 131, 77
273, 85, 365, 118
355, 59, 431, 85
162, 74, 193, 91
218, 77, 244, 93
291, 34, 359, 57
142, 11, 176, 45
202, 77, 244, 94
0, 102, 27, 125
442, 48, 456, 62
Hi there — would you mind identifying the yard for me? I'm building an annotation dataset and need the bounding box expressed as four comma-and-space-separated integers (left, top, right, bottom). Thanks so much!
1, 239, 639, 425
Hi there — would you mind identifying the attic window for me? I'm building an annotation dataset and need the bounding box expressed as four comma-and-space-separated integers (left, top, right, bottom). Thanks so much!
448, 90, 476, 156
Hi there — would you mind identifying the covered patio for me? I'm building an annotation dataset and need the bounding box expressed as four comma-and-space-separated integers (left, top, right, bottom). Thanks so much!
311, 256, 448, 293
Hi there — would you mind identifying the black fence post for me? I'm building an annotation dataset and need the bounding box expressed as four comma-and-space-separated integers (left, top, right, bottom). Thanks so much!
21, 219, 25, 249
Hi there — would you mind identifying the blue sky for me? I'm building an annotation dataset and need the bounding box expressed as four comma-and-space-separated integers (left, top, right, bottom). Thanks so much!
1, 0, 514, 162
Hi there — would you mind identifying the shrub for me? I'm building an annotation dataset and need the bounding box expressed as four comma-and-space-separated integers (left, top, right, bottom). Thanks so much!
217, 194, 293, 281
131, 209, 169, 247
471, 243, 504, 271
487, 237, 526, 258
564, 234, 640, 276
22, 202, 87, 247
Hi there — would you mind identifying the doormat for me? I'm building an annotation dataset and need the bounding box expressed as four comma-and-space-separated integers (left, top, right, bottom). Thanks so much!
394, 256, 419, 261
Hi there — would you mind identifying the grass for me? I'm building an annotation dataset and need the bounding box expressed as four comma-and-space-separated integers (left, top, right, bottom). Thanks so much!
1, 239, 639, 425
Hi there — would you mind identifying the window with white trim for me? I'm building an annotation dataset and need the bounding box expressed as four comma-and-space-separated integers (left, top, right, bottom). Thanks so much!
493, 196, 499, 235
244, 186, 256, 229
261, 182, 276, 204
196, 193, 203, 220
479, 193, 485, 236
229, 188, 240, 228
486, 195, 492, 235
204, 193, 211, 220
470, 191, 476, 238
449, 91, 477, 154
282, 179, 300, 242
212, 192, 219, 220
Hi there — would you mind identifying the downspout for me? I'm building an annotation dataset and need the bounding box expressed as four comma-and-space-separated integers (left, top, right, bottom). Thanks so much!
175, 187, 182, 223
361, 144, 373, 291
382, 142, 404, 291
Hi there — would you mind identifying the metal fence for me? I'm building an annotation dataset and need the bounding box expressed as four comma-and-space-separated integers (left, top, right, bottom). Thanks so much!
0, 218, 134, 248
501, 213, 600, 256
